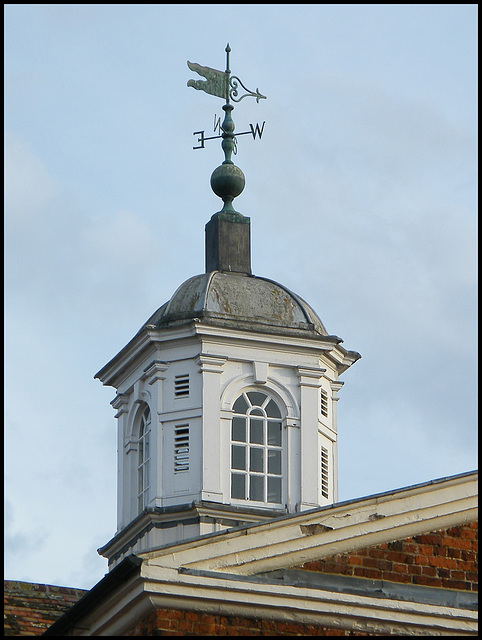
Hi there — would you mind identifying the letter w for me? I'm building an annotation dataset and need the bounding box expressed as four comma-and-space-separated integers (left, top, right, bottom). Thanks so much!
249, 121, 265, 140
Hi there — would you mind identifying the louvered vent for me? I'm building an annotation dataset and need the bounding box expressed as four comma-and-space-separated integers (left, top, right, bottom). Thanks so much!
174, 425, 189, 473
320, 389, 328, 417
321, 446, 329, 499
175, 374, 189, 398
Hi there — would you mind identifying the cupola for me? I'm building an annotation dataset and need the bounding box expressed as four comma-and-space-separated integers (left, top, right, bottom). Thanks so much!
96, 46, 360, 571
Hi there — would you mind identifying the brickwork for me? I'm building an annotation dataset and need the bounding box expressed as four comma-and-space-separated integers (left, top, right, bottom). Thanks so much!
4, 580, 87, 636
300, 521, 478, 591
124, 521, 477, 636
126, 608, 382, 636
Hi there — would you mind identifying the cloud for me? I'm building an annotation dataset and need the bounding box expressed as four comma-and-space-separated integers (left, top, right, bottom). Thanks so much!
4, 132, 59, 224
4, 498, 49, 579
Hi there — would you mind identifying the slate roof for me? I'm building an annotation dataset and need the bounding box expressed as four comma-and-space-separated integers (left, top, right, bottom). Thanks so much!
4, 580, 87, 636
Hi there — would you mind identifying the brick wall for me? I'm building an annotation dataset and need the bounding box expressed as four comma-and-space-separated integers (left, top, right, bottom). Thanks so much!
125, 522, 477, 636
126, 608, 383, 636
300, 521, 478, 591
4, 580, 88, 636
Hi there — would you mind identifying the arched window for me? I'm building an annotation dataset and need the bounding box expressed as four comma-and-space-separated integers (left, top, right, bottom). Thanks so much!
231, 391, 283, 505
137, 406, 151, 513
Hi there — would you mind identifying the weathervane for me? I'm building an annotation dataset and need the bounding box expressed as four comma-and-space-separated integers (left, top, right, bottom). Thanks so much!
187, 44, 266, 216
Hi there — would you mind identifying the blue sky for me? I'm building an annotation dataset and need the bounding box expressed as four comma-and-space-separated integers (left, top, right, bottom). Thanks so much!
4, 4, 477, 590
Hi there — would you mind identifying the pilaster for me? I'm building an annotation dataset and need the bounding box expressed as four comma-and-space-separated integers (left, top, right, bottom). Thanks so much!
143, 361, 169, 506
196, 354, 227, 502
330, 381, 344, 503
297, 366, 326, 511
111, 393, 130, 529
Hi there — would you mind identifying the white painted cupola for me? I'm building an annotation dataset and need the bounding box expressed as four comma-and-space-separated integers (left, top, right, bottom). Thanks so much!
96, 48, 360, 570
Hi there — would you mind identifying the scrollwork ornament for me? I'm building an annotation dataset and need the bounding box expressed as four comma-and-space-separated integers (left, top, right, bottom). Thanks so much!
229, 76, 266, 103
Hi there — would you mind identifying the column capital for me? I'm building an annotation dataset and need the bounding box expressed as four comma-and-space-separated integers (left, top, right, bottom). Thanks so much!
195, 353, 227, 374
111, 393, 130, 417
143, 360, 169, 385
296, 366, 327, 387
330, 380, 344, 400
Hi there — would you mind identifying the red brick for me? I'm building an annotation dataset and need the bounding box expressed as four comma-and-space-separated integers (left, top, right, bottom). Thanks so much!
416, 534, 444, 546
436, 568, 450, 579
361, 557, 381, 569
413, 575, 443, 587
415, 554, 429, 565
460, 549, 476, 562
432, 545, 447, 557
354, 568, 381, 579
450, 570, 466, 580
407, 565, 422, 575
381, 572, 411, 584
392, 563, 408, 573
155, 618, 171, 631
442, 579, 471, 590
417, 544, 433, 556
443, 536, 472, 550
465, 571, 478, 582
428, 556, 457, 569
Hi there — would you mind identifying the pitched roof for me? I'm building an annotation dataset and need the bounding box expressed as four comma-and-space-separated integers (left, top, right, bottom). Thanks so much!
43, 471, 478, 636
4, 580, 87, 636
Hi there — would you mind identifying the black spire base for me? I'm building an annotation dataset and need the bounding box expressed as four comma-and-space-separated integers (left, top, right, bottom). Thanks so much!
205, 212, 251, 274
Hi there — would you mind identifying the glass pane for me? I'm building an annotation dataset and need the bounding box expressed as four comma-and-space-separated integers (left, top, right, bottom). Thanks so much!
232, 417, 246, 442
233, 395, 249, 414
268, 421, 282, 446
268, 449, 281, 475
247, 391, 267, 407
265, 399, 281, 418
250, 408, 264, 416
145, 461, 150, 489
249, 475, 264, 502
267, 477, 282, 503
232, 445, 246, 470
231, 473, 245, 499
250, 448, 264, 472
249, 418, 263, 444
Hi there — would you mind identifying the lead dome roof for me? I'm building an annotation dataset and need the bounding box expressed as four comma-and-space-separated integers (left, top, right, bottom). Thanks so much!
141, 271, 333, 339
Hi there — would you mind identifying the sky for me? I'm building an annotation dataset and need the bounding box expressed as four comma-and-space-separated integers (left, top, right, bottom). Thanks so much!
4, 4, 477, 591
